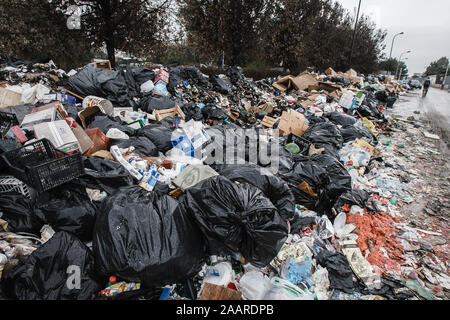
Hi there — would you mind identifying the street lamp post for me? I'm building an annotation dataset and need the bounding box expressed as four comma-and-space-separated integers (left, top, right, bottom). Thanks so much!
442, 65, 449, 90
398, 58, 408, 80
395, 50, 411, 80
388, 32, 404, 76
349, 0, 362, 67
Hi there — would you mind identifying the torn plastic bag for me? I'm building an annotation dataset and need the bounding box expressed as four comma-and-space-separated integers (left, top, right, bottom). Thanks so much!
317, 250, 354, 294
324, 111, 356, 126
209, 75, 231, 95
0, 192, 44, 235
1, 231, 103, 300
34, 182, 97, 242
86, 115, 136, 137
78, 157, 134, 195
137, 124, 174, 154
184, 176, 288, 267
213, 164, 295, 221
353, 277, 414, 300
110, 136, 159, 157
93, 186, 205, 288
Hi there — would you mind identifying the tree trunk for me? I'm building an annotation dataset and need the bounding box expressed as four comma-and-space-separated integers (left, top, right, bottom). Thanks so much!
106, 38, 116, 68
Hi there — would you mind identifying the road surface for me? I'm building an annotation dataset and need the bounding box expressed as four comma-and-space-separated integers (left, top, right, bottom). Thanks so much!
392, 87, 450, 152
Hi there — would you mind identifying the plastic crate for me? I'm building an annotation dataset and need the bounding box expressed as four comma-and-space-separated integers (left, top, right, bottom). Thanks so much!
0, 111, 19, 138
1, 139, 84, 192
286, 134, 311, 155
0, 175, 32, 199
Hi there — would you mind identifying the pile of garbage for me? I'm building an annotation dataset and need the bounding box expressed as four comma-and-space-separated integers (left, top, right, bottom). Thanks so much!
0, 54, 446, 300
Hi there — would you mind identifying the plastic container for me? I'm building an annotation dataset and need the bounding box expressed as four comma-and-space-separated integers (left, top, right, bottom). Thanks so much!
1, 139, 84, 192
0, 175, 35, 199
0, 111, 19, 137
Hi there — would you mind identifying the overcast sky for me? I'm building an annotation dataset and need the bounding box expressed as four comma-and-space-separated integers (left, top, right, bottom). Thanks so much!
338, 0, 450, 74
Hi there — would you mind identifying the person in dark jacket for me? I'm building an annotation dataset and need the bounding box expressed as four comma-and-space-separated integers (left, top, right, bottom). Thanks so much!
422, 78, 431, 97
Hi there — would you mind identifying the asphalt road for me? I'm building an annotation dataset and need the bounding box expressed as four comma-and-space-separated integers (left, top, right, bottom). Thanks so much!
393, 87, 450, 149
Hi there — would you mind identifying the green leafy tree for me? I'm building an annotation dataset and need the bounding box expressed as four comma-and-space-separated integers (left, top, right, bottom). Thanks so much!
425, 57, 449, 76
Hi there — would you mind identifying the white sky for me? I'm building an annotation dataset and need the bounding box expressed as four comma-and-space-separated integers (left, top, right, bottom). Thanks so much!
337, 0, 450, 74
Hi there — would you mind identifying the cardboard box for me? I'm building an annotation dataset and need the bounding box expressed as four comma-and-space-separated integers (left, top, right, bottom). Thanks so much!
34, 120, 80, 153
152, 105, 185, 122
277, 110, 309, 137
93, 59, 112, 70
0, 88, 21, 108
325, 67, 337, 76
79, 106, 101, 129
273, 74, 318, 92
261, 115, 278, 128
21, 108, 57, 130
245, 102, 275, 115
32, 101, 69, 119
346, 68, 358, 77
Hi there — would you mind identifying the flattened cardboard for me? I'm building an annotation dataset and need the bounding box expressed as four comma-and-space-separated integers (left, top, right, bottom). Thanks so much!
278, 110, 309, 137
261, 115, 277, 128
0, 88, 21, 108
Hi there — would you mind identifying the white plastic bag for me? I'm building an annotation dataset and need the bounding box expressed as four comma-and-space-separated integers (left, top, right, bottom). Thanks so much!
263, 277, 315, 300
203, 262, 234, 287
333, 212, 356, 238
140, 80, 155, 93
239, 271, 271, 300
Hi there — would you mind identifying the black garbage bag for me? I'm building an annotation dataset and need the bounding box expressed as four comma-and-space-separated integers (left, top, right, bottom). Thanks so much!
34, 182, 97, 242
139, 95, 182, 114
181, 103, 203, 122
317, 250, 354, 294
375, 90, 389, 103
168, 66, 209, 91
1, 231, 104, 300
209, 75, 231, 94
79, 157, 134, 195
278, 154, 352, 215
201, 104, 229, 122
324, 111, 357, 126
0, 53, 36, 68
184, 176, 288, 267
226, 66, 245, 84
130, 67, 155, 86
93, 186, 205, 288
137, 124, 174, 154
86, 115, 136, 137
0, 192, 44, 235
110, 136, 159, 157
353, 277, 414, 300
302, 120, 344, 153
64, 64, 138, 108
213, 164, 295, 222
339, 124, 376, 144
333, 189, 379, 213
